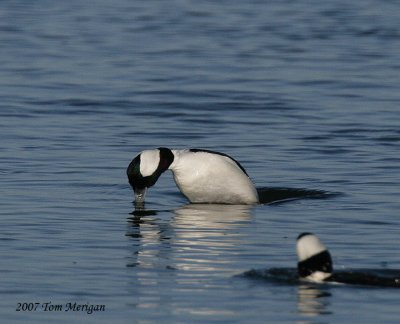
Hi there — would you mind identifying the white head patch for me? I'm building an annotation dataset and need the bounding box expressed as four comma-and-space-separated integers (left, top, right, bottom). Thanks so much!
139, 149, 160, 177
297, 234, 327, 262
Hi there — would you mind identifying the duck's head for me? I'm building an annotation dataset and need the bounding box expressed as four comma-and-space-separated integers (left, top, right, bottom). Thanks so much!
127, 147, 174, 203
296, 232, 333, 282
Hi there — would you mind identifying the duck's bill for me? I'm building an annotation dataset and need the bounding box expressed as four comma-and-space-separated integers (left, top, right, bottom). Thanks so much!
134, 187, 147, 203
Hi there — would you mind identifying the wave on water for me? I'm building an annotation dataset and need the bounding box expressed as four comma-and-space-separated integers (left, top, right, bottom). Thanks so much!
256, 187, 339, 204
240, 268, 400, 288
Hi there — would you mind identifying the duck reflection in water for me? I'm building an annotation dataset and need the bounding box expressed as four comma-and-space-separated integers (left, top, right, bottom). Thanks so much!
126, 202, 253, 271
297, 284, 332, 318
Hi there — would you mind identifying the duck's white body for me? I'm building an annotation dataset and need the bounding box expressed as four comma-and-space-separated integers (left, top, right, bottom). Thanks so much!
127, 148, 259, 205
169, 150, 259, 204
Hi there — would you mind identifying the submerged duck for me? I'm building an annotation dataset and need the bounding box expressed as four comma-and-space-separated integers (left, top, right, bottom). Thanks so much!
297, 232, 333, 282
297, 232, 400, 287
243, 233, 400, 287
127, 148, 259, 204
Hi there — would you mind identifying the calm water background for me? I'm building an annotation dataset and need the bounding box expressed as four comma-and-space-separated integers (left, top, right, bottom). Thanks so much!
1, 0, 400, 322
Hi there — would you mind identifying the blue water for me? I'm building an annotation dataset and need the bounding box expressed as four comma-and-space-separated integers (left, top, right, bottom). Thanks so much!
1, 0, 400, 322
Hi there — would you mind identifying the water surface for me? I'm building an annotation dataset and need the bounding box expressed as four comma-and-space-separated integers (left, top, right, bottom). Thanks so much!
1, 0, 400, 322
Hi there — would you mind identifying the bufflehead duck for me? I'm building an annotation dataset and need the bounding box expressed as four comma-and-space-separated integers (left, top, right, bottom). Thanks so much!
127, 147, 258, 205
243, 233, 400, 287
296, 232, 333, 282
297, 233, 400, 287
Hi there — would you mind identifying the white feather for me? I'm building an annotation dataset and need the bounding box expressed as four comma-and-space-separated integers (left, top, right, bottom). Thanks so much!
139, 150, 160, 177
169, 150, 259, 204
305, 271, 332, 282
296, 234, 327, 262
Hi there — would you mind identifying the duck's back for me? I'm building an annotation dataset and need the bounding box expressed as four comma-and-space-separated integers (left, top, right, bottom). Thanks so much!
169, 150, 259, 204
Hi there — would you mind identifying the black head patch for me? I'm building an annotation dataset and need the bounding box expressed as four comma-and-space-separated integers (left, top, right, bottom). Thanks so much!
126, 147, 174, 190
297, 250, 333, 278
